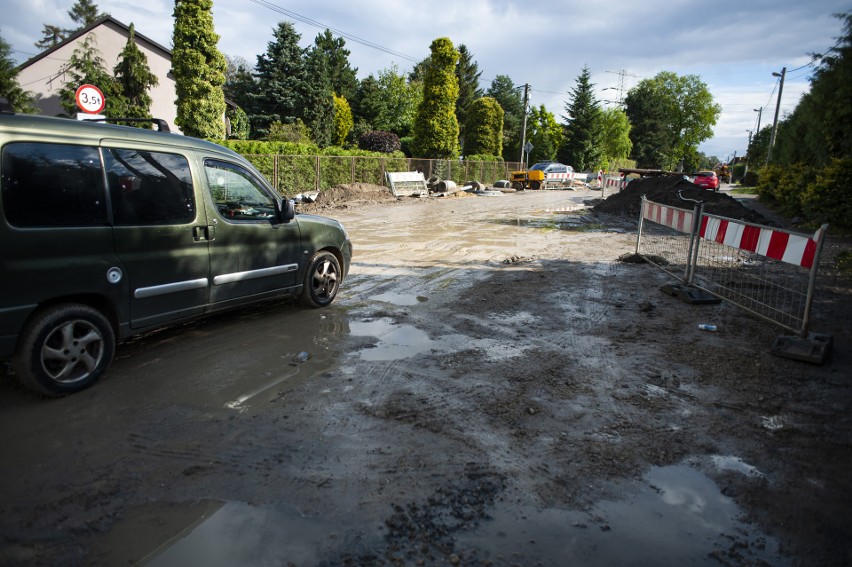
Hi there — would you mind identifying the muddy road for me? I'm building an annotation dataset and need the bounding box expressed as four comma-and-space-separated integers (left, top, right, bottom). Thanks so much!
1, 188, 851, 566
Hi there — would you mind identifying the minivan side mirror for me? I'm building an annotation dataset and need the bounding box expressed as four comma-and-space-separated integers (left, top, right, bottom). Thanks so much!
279, 198, 295, 223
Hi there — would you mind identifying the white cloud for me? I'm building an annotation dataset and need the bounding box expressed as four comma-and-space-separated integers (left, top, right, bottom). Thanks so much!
3, 0, 848, 158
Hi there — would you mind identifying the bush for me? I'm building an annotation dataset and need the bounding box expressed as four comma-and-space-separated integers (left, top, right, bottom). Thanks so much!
226, 106, 249, 140
801, 157, 852, 231
756, 163, 811, 217
268, 120, 312, 144
358, 130, 401, 153
742, 170, 759, 187
399, 136, 415, 157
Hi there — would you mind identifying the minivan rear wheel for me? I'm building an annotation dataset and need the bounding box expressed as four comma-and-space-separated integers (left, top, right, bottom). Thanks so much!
300, 251, 341, 308
13, 304, 115, 397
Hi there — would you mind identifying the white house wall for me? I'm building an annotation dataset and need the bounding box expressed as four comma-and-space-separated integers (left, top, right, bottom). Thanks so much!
17, 19, 179, 133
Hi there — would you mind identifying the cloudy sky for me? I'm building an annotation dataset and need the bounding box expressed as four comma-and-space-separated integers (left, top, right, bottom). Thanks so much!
4, 0, 849, 160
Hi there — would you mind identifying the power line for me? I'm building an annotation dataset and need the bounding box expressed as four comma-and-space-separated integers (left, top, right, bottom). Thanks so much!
246, 0, 420, 63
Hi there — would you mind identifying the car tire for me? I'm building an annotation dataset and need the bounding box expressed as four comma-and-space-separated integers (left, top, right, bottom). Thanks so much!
512, 182, 524, 191
530, 181, 541, 190
12, 304, 115, 397
300, 250, 342, 308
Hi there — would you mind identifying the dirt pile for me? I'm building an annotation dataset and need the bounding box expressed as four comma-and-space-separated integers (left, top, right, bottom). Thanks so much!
297, 183, 398, 212
593, 176, 769, 224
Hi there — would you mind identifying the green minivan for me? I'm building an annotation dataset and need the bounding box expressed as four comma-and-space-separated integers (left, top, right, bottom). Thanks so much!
0, 112, 352, 396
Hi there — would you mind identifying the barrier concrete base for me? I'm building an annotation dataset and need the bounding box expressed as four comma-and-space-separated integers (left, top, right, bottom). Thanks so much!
771, 333, 833, 364
660, 283, 722, 305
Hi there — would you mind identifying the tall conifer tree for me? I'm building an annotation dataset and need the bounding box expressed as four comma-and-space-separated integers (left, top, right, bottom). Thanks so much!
113, 23, 158, 123
250, 21, 306, 139
0, 34, 36, 112
455, 44, 483, 146
557, 66, 603, 171
172, 0, 227, 139
413, 37, 460, 158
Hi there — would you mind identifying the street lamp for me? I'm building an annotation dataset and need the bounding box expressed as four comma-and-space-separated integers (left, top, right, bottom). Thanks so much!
767, 68, 786, 163
753, 108, 762, 133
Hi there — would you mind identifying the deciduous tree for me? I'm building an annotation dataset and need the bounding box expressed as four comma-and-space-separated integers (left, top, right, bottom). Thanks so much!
599, 107, 632, 169
625, 71, 719, 170
527, 105, 562, 164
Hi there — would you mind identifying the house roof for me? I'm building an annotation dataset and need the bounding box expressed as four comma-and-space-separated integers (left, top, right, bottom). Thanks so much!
16, 15, 172, 71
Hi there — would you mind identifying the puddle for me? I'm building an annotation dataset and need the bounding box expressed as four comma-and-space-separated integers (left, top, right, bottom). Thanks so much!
711, 455, 765, 478
350, 319, 435, 361
142, 501, 357, 566
458, 464, 786, 566
370, 291, 428, 306
129, 464, 784, 565
349, 318, 522, 362
488, 214, 610, 232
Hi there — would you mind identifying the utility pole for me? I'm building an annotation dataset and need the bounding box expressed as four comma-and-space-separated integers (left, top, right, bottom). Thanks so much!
753, 107, 762, 134
744, 130, 752, 178
519, 83, 530, 167
767, 67, 786, 163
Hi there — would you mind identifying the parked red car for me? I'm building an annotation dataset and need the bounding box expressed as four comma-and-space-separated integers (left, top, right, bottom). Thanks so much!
693, 171, 719, 191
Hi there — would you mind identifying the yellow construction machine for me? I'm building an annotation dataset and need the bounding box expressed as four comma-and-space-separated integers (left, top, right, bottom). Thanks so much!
714, 163, 731, 183
510, 168, 545, 191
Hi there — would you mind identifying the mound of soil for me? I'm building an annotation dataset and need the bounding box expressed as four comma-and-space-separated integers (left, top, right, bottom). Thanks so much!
593, 176, 769, 224
297, 182, 399, 212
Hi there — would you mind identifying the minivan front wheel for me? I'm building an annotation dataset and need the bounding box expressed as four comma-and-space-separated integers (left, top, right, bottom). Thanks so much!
300, 251, 341, 308
13, 304, 115, 397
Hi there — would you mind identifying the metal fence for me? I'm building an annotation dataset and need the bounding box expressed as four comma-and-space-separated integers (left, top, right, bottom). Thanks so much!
244, 154, 523, 195
635, 199, 701, 283
636, 196, 829, 339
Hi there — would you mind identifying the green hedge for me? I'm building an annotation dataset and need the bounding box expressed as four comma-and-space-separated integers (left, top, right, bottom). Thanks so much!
756, 158, 852, 230
801, 157, 852, 230
219, 139, 517, 195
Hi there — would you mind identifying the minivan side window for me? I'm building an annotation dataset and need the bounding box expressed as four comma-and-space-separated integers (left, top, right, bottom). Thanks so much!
104, 148, 195, 225
1, 142, 107, 227
204, 160, 276, 221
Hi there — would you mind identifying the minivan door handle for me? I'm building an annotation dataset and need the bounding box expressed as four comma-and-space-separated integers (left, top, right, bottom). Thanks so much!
192, 225, 215, 242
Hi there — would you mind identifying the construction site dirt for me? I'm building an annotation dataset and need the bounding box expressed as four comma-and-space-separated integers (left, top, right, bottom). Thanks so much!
1, 184, 850, 566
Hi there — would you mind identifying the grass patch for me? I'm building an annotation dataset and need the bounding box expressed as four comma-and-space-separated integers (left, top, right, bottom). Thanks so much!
730, 186, 758, 195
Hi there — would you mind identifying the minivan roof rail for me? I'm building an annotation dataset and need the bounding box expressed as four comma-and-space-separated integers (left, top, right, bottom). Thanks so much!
83, 117, 171, 133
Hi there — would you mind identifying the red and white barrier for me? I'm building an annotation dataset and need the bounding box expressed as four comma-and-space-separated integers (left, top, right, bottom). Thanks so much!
642, 200, 695, 234
545, 171, 574, 184
699, 217, 824, 268
604, 175, 627, 190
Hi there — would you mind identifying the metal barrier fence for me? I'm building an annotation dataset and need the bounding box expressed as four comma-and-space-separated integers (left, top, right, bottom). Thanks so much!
635, 199, 701, 283
690, 214, 827, 337
636, 196, 829, 342
244, 154, 523, 195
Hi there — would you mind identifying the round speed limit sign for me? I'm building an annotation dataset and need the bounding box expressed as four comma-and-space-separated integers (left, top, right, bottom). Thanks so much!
75, 84, 106, 114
